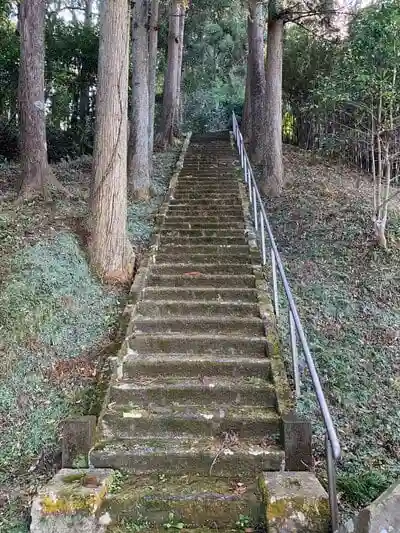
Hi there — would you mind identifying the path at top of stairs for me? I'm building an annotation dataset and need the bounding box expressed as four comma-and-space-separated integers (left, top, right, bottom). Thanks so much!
91, 131, 285, 531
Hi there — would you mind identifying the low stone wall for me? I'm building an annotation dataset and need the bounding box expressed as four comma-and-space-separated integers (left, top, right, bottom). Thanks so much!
338, 480, 400, 533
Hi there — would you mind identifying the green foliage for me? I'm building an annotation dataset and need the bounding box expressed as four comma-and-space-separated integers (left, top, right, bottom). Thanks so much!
108, 470, 130, 494
284, 0, 400, 154
235, 514, 252, 530
0, 18, 18, 118
163, 512, 186, 530
338, 471, 391, 507
183, 0, 247, 131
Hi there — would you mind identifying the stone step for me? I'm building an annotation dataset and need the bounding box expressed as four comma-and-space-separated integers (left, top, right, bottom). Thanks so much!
162, 221, 245, 230
164, 216, 245, 226
179, 173, 234, 178
129, 334, 267, 357
122, 353, 271, 379
167, 208, 243, 217
147, 274, 255, 289
174, 187, 240, 195
160, 229, 245, 238
172, 192, 239, 199
150, 264, 252, 275
156, 253, 250, 264
102, 473, 262, 530
157, 244, 249, 255
136, 298, 258, 315
168, 201, 241, 209
89, 436, 284, 476
133, 316, 263, 336
141, 287, 258, 302
179, 169, 234, 174
109, 374, 276, 407
102, 403, 280, 439
159, 236, 247, 246
176, 179, 235, 185
169, 198, 242, 207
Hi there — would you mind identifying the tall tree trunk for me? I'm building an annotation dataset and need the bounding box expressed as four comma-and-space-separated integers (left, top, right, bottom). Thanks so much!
128, 0, 150, 200
156, 0, 180, 149
262, 16, 284, 196
148, 0, 159, 176
242, 42, 252, 144
173, 3, 185, 137
18, 0, 61, 197
248, 0, 265, 164
89, 0, 134, 282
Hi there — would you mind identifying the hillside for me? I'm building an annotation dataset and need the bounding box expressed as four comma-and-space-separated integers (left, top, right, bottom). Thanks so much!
265, 145, 400, 515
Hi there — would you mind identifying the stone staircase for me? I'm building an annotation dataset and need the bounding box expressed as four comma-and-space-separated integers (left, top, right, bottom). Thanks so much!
90, 132, 287, 530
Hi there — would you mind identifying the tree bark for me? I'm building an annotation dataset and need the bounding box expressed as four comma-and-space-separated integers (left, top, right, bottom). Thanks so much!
148, 0, 159, 176
89, 0, 134, 282
262, 16, 284, 196
173, 3, 185, 138
128, 0, 150, 200
248, 0, 265, 164
18, 0, 60, 197
156, 0, 180, 149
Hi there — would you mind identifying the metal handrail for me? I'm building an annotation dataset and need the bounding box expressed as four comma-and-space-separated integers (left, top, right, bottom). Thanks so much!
232, 112, 341, 530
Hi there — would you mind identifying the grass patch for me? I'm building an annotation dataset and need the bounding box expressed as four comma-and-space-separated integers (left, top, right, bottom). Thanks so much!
257, 146, 400, 516
0, 147, 180, 531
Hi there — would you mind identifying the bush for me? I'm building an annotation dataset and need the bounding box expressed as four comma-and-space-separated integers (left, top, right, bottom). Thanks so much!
0, 119, 94, 163
184, 82, 244, 133
0, 119, 19, 161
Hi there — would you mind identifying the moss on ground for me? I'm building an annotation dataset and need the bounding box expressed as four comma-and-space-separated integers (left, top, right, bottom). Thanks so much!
256, 145, 400, 517
0, 148, 180, 532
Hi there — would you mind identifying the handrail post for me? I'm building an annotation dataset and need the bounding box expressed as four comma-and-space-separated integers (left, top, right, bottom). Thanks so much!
289, 310, 301, 398
260, 213, 266, 265
326, 434, 339, 531
271, 249, 279, 319
253, 185, 258, 231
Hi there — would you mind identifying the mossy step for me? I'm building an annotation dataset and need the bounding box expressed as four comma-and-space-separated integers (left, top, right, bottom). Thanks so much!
173, 188, 240, 195
102, 403, 280, 438
129, 334, 267, 357
155, 253, 250, 265
176, 177, 237, 182
162, 221, 245, 230
141, 287, 258, 303
150, 263, 253, 275
167, 209, 243, 217
164, 215, 244, 224
177, 178, 235, 182
169, 199, 242, 207
103, 473, 263, 530
172, 193, 240, 200
160, 229, 245, 237
147, 274, 255, 289
122, 353, 270, 380
179, 171, 234, 176
108, 375, 276, 407
167, 203, 242, 210
159, 236, 247, 246
135, 299, 259, 317
173, 179, 236, 184
132, 316, 263, 336
157, 244, 249, 254
90, 435, 284, 476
